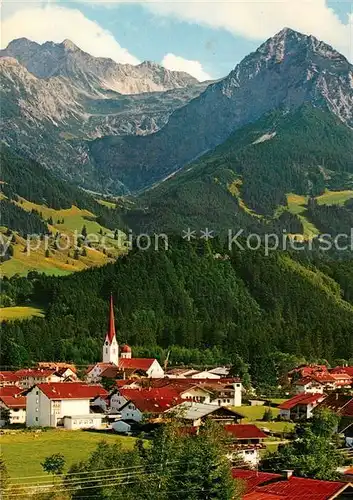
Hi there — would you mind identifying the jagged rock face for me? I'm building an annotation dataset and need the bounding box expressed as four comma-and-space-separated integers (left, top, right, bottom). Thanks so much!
0, 38, 198, 95
87, 28, 353, 193
1, 29, 352, 195
0, 40, 207, 183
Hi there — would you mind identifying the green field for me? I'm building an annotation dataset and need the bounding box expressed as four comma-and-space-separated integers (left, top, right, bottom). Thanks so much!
233, 405, 295, 434
0, 306, 45, 321
1, 429, 136, 478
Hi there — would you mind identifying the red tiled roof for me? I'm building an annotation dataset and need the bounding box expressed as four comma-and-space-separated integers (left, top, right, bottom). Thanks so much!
15, 369, 57, 378
294, 377, 324, 387
317, 393, 353, 414
279, 393, 324, 410
224, 424, 267, 440
120, 389, 181, 414
0, 395, 26, 409
0, 371, 19, 383
330, 366, 353, 377
36, 383, 108, 400
86, 363, 116, 374
232, 469, 281, 493
257, 476, 350, 499
341, 399, 353, 417
118, 358, 156, 371
120, 387, 180, 401
0, 386, 22, 397
232, 469, 351, 499
121, 344, 131, 353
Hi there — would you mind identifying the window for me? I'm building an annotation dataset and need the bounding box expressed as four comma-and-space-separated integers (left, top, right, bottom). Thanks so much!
35, 417, 38, 422
36, 390, 39, 395
105, 348, 108, 354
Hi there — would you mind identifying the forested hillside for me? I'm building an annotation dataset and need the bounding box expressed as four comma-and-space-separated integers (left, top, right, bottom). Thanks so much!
124, 105, 353, 234
2, 238, 353, 384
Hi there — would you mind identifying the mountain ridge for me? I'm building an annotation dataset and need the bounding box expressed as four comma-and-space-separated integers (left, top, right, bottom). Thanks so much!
87, 27, 353, 194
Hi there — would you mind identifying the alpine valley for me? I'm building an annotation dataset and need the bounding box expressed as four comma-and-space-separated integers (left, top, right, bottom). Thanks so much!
1, 28, 353, 378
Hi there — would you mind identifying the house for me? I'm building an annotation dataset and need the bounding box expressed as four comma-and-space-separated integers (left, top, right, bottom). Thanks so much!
278, 393, 326, 421
0, 395, 26, 426
225, 424, 267, 467
113, 377, 243, 407
232, 468, 353, 499
316, 393, 353, 432
26, 382, 108, 428
328, 368, 352, 388
15, 369, 63, 389
109, 386, 181, 413
0, 371, 20, 387
168, 401, 244, 427
86, 296, 164, 382
118, 389, 182, 422
293, 376, 325, 394
288, 364, 328, 381
165, 368, 221, 379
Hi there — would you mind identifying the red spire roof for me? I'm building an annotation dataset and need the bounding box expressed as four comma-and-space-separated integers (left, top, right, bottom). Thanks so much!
106, 294, 116, 344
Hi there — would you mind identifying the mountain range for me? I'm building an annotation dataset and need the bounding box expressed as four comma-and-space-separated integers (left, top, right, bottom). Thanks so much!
1, 28, 352, 198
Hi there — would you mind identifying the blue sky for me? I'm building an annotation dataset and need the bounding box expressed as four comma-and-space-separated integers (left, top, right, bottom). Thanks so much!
2, 1, 352, 80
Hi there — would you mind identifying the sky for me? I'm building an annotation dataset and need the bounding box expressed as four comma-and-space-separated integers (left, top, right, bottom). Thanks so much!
1, 0, 352, 80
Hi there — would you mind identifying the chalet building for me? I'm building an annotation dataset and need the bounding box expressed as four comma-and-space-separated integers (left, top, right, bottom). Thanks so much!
232, 469, 353, 499
293, 376, 325, 394
168, 401, 244, 427
279, 393, 326, 421
86, 296, 164, 382
111, 377, 242, 407
166, 368, 221, 379
118, 390, 181, 423
0, 394, 26, 426
0, 371, 20, 387
14, 368, 64, 389
316, 393, 353, 432
225, 424, 267, 467
26, 382, 108, 429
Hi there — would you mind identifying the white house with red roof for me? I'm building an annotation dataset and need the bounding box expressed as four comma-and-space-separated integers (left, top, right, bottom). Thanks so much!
26, 382, 108, 429
224, 424, 267, 467
0, 394, 26, 426
14, 368, 64, 389
0, 371, 20, 387
86, 296, 164, 382
293, 376, 325, 394
279, 392, 326, 421
118, 388, 182, 422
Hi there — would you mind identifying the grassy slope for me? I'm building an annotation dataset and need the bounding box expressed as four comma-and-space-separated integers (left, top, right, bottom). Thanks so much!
283, 190, 353, 239
233, 405, 295, 433
0, 306, 44, 321
1, 429, 136, 478
1, 199, 126, 277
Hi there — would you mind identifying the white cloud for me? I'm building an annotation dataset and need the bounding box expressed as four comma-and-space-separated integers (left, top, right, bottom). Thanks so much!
74, 0, 352, 60
161, 53, 212, 81
1, 4, 140, 65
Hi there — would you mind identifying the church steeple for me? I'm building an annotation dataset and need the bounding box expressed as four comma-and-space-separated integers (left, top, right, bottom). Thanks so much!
102, 294, 119, 365
107, 294, 116, 344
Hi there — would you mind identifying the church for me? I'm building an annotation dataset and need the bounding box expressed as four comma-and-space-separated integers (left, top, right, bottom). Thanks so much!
86, 296, 165, 383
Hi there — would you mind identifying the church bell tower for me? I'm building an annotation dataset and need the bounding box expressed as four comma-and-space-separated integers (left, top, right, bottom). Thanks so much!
102, 295, 119, 366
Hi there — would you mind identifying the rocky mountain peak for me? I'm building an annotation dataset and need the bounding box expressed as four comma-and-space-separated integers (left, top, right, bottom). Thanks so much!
61, 39, 79, 52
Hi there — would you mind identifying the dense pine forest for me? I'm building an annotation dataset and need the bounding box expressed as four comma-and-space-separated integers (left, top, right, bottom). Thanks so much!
2, 237, 353, 384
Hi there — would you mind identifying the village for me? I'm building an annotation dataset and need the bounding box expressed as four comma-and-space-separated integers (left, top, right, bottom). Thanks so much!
1, 298, 353, 499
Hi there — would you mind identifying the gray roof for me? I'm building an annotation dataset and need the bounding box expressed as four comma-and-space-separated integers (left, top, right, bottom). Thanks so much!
168, 402, 244, 420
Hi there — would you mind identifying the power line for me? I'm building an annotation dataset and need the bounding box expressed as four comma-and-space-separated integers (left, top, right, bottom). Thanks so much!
9, 460, 182, 482
8, 467, 180, 490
